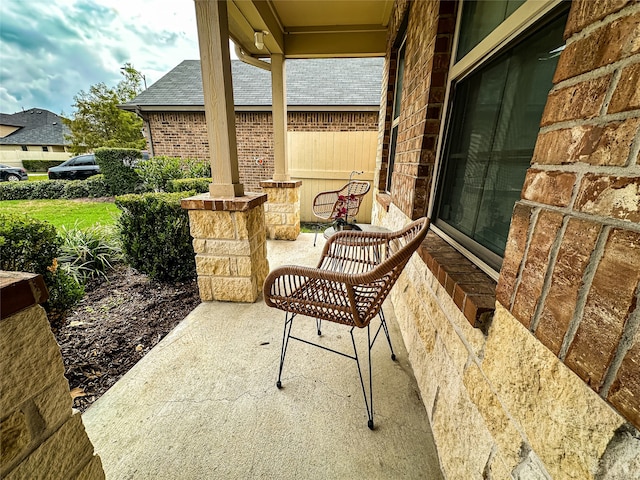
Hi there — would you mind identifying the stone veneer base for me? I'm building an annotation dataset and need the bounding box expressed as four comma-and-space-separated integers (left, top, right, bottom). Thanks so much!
260, 180, 302, 241
182, 193, 269, 303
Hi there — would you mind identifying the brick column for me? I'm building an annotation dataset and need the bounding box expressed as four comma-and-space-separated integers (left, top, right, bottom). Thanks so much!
0, 272, 105, 479
260, 180, 302, 240
182, 193, 269, 303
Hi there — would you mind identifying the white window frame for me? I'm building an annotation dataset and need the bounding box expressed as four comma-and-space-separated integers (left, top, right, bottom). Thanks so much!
428, 0, 563, 280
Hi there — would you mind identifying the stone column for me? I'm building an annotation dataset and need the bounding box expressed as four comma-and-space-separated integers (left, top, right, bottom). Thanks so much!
182, 193, 269, 302
260, 180, 302, 240
0, 272, 105, 479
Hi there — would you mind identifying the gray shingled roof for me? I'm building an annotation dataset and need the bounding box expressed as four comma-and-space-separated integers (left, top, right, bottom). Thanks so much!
123, 58, 383, 108
0, 108, 70, 146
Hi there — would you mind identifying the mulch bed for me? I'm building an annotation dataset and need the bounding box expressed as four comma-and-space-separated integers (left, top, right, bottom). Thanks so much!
52, 266, 201, 412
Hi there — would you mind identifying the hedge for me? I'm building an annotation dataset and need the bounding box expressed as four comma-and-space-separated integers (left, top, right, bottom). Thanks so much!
22, 159, 66, 172
166, 177, 211, 193
95, 148, 143, 195
115, 191, 196, 282
0, 175, 110, 200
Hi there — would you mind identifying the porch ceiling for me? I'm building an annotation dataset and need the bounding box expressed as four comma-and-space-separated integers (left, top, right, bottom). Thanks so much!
228, 0, 393, 58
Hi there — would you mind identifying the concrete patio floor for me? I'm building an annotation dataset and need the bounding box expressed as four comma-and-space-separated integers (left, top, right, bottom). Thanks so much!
83, 233, 444, 479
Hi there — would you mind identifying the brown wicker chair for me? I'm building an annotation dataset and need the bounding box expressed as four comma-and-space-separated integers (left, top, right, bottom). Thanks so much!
311, 180, 370, 246
263, 217, 430, 429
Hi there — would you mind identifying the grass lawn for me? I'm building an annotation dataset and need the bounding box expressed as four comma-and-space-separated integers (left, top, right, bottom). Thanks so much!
0, 199, 120, 230
27, 173, 49, 182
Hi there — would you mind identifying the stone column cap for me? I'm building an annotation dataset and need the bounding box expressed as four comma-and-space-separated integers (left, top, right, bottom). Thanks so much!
181, 192, 267, 211
259, 180, 302, 188
0, 271, 49, 321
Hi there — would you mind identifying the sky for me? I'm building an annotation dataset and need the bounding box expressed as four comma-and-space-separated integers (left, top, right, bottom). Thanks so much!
0, 0, 234, 116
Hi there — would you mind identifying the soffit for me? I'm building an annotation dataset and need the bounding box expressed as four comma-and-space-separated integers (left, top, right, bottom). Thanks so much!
228, 0, 393, 58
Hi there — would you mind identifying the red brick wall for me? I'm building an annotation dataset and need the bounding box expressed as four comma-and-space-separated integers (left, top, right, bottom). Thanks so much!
146, 110, 377, 193
378, 0, 457, 219
496, 0, 640, 429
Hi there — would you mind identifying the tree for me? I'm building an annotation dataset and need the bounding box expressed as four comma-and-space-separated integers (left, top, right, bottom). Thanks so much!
63, 63, 147, 155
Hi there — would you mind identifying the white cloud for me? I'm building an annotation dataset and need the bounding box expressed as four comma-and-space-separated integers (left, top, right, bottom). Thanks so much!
0, 0, 202, 115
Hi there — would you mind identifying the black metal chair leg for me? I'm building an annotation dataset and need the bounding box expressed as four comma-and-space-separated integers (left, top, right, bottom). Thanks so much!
379, 310, 396, 361
277, 312, 295, 389
351, 326, 374, 430
316, 318, 322, 336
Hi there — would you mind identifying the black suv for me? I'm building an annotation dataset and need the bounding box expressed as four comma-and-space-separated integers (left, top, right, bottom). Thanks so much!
48, 154, 99, 180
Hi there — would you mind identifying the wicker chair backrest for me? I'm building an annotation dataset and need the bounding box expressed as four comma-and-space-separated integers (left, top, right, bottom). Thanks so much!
312, 180, 370, 220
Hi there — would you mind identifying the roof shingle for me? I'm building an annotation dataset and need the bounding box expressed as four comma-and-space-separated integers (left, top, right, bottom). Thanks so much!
123, 58, 383, 108
0, 108, 70, 146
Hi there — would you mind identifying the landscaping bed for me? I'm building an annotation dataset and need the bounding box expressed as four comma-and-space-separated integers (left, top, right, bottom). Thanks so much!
52, 265, 201, 412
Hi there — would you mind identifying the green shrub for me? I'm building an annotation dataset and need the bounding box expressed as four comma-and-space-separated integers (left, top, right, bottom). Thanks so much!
22, 159, 66, 172
0, 181, 35, 200
59, 225, 122, 283
116, 191, 196, 282
84, 174, 111, 197
135, 156, 183, 192
0, 213, 84, 323
167, 177, 211, 193
95, 148, 143, 195
184, 158, 211, 178
0, 178, 111, 201
32, 179, 67, 199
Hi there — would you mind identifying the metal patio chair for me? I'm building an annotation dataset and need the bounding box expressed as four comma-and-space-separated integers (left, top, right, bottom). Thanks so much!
311, 180, 370, 246
263, 217, 430, 429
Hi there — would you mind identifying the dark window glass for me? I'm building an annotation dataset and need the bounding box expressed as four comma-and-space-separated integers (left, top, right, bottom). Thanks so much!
21, 145, 28, 151
435, 11, 567, 269
42, 146, 49, 152
456, 0, 526, 61
387, 39, 406, 192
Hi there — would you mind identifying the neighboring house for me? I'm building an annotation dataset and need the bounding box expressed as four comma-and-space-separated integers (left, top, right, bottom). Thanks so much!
120, 58, 383, 221
0, 108, 71, 166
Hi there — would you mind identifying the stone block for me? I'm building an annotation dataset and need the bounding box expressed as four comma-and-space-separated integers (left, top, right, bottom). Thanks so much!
211, 277, 258, 303
541, 75, 612, 126
196, 277, 214, 302
496, 203, 532, 309
0, 305, 65, 415
265, 212, 284, 225
33, 378, 73, 432
188, 210, 235, 240
285, 213, 299, 225
575, 174, 640, 223
535, 218, 602, 355
484, 304, 625, 479
73, 455, 105, 480
271, 225, 300, 241
236, 257, 253, 277
195, 255, 231, 276
267, 203, 295, 214
566, 228, 640, 390
608, 62, 640, 114
6, 414, 97, 480
0, 411, 30, 470
521, 169, 577, 207
554, 10, 640, 82
463, 362, 523, 471
512, 209, 564, 329
564, 0, 634, 37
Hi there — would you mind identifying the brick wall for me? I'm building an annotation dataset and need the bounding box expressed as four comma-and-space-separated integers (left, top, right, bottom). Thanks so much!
147, 110, 377, 193
377, 0, 457, 219
496, 0, 640, 429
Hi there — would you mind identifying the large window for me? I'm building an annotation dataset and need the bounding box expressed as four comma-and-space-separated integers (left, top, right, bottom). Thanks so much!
386, 32, 406, 192
433, 2, 568, 271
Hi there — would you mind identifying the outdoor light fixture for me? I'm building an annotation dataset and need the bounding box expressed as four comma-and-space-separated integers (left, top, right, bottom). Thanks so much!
254, 31, 268, 50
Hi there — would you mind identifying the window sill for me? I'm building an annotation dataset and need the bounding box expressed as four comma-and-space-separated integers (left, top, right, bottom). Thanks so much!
417, 231, 496, 332
376, 192, 391, 212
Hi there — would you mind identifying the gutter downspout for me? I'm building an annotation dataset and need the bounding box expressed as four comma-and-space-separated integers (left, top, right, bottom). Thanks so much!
234, 43, 271, 71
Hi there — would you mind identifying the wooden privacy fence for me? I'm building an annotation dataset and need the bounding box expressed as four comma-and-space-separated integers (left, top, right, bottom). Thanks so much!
288, 130, 378, 223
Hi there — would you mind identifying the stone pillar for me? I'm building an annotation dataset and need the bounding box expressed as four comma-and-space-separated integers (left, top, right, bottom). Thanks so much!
182, 193, 269, 302
260, 180, 302, 240
0, 272, 105, 479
